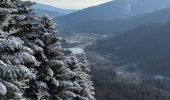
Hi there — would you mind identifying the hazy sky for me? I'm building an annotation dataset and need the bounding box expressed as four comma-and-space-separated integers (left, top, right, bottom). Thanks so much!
23, 0, 112, 9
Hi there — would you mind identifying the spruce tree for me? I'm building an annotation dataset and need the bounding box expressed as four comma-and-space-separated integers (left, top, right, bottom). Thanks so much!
0, 0, 38, 99
66, 54, 96, 100
39, 15, 77, 99
0, 0, 96, 100
23, 15, 63, 100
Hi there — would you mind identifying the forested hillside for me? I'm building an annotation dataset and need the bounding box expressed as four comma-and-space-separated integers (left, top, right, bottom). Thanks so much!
0, 0, 95, 100
92, 69, 170, 100
60, 7, 170, 34
88, 22, 170, 76
55, 0, 170, 34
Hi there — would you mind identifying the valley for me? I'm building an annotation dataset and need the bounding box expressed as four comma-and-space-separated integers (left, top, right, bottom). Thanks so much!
63, 31, 170, 99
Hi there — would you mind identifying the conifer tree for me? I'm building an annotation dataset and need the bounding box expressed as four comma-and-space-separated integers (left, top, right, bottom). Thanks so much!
0, 0, 96, 100
0, 0, 38, 99
23, 15, 63, 100
3, 2, 58, 99
0, 0, 76, 99
66, 54, 96, 100
39, 15, 77, 99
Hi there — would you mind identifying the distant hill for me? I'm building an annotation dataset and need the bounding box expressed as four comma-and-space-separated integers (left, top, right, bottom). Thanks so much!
63, 7, 170, 34
33, 3, 76, 17
34, 9, 64, 17
55, 0, 170, 33
89, 22, 170, 76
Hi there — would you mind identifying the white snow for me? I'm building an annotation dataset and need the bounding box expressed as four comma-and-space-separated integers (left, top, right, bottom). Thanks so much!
0, 82, 7, 95
50, 78, 59, 87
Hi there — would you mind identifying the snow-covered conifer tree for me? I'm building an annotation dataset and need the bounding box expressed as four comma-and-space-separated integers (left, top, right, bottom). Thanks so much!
66, 54, 96, 100
0, 0, 38, 99
22, 14, 62, 99
3, 2, 57, 99
0, 0, 96, 100
0, 0, 77, 99
39, 15, 79, 99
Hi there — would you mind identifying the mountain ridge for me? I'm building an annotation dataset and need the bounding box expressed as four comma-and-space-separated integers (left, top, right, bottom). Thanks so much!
55, 0, 170, 34
33, 3, 76, 17
33, 3, 76, 14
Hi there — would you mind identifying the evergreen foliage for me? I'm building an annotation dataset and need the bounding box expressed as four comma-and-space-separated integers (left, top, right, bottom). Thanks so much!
0, 0, 95, 100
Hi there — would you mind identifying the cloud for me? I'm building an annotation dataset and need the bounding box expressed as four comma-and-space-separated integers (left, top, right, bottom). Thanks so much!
23, 0, 112, 9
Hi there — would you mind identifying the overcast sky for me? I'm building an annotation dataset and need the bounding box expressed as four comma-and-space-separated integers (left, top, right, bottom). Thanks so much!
23, 0, 112, 9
